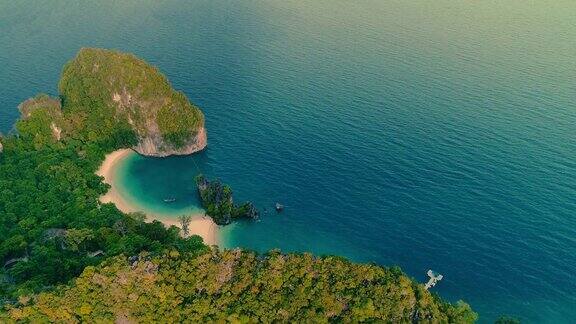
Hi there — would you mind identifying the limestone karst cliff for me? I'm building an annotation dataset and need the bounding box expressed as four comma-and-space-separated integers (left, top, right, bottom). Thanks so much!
59, 48, 207, 156
133, 126, 207, 157
16, 48, 206, 156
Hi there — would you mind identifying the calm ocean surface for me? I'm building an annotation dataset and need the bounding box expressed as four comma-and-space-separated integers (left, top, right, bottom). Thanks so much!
1, 1, 575, 322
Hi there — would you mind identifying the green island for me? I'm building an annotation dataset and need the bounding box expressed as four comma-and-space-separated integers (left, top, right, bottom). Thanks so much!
196, 175, 259, 225
0, 48, 476, 322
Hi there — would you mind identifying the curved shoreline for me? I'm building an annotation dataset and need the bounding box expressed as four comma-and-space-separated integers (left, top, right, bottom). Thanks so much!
96, 149, 219, 245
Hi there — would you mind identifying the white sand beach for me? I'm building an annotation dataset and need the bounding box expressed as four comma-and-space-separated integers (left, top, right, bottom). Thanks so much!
96, 149, 218, 245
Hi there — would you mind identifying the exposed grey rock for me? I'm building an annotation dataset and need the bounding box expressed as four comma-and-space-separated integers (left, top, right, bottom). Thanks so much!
4, 257, 29, 269
133, 127, 207, 157
88, 250, 105, 258
43, 228, 67, 241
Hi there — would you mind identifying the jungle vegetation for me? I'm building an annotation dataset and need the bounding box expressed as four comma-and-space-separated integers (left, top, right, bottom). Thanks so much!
3, 250, 476, 323
0, 119, 205, 300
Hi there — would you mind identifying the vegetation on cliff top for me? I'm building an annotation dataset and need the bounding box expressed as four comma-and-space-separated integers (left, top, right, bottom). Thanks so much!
16, 94, 67, 149
3, 250, 476, 323
196, 175, 258, 225
58, 48, 204, 149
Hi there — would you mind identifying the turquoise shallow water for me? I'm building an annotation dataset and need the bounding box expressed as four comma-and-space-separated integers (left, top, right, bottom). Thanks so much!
112, 152, 205, 220
2, 1, 576, 322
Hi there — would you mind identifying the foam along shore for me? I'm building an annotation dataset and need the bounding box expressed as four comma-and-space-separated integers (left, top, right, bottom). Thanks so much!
96, 149, 219, 245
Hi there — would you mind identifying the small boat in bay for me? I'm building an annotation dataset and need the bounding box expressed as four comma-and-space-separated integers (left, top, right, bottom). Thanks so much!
163, 198, 176, 203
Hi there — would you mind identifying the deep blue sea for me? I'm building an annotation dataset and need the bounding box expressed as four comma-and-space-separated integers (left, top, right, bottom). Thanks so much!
2, 1, 576, 322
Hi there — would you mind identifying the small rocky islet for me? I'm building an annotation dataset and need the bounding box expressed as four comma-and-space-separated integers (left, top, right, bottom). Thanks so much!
195, 174, 258, 225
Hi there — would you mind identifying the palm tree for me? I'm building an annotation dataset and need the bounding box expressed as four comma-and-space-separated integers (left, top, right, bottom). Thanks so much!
178, 215, 192, 236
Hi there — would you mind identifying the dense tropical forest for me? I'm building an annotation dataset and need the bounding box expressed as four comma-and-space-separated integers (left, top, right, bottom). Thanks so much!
0, 112, 205, 299
3, 250, 475, 322
0, 48, 477, 322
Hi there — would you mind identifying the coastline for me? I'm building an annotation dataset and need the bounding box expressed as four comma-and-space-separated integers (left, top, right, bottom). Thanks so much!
96, 149, 219, 245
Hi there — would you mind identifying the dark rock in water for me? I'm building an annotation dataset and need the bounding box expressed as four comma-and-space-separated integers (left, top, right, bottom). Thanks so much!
195, 174, 259, 225
236, 202, 259, 219
275, 203, 284, 212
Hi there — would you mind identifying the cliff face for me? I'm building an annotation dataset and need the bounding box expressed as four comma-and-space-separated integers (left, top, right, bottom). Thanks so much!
57, 48, 207, 156
133, 126, 207, 157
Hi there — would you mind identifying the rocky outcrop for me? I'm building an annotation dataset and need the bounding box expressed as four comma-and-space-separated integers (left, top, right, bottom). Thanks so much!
14, 50, 206, 156
18, 95, 62, 119
196, 175, 259, 225
16, 95, 67, 143
50, 123, 62, 141
133, 127, 207, 157
4, 257, 29, 269
59, 48, 207, 157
